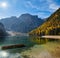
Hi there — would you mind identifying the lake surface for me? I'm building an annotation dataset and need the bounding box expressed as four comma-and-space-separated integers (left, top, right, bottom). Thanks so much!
0, 36, 59, 58
0, 36, 39, 58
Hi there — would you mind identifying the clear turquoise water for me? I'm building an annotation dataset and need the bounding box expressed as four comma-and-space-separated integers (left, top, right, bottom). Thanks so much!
0, 36, 36, 58
0, 36, 36, 46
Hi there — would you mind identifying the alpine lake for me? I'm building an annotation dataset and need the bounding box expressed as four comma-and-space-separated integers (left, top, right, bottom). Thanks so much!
0, 35, 59, 58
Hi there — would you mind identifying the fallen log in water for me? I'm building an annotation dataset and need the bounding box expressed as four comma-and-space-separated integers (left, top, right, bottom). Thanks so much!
2, 44, 26, 50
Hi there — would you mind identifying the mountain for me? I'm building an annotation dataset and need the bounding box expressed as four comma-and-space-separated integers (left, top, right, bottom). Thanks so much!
0, 16, 17, 31
11, 13, 44, 33
0, 13, 44, 33
29, 8, 60, 36
0, 22, 7, 37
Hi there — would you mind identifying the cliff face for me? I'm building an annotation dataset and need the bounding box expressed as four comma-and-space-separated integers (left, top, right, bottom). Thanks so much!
0, 22, 7, 37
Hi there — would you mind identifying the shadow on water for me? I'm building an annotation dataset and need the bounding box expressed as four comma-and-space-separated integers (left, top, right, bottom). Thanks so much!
0, 32, 8, 44
0, 36, 6, 44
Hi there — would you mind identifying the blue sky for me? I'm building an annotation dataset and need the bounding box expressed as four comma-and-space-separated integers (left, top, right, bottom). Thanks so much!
0, 0, 60, 19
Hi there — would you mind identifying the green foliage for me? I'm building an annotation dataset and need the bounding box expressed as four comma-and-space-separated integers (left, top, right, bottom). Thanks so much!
29, 8, 60, 36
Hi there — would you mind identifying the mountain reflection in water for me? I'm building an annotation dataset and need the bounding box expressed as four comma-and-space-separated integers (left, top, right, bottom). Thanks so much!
0, 36, 45, 58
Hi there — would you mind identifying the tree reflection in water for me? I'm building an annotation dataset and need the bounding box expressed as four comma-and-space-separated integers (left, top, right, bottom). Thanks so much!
29, 36, 47, 44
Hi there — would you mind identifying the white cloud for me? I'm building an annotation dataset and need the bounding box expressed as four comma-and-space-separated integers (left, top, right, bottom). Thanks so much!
46, 0, 53, 3
25, 1, 48, 11
34, 12, 50, 18
25, 1, 34, 8
49, 4, 59, 10
25, 1, 39, 10
46, 0, 60, 12
25, 0, 60, 18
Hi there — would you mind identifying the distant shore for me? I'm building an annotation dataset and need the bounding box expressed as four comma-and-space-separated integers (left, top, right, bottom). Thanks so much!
6, 31, 29, 36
